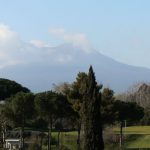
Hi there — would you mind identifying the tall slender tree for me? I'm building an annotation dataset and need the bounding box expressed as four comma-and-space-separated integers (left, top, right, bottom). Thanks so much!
83, 66, 104, 150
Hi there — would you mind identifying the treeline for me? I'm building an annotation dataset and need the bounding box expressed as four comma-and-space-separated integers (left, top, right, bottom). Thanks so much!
117, 83, 150, 125
0, 66, 145, 150
0, 78, 30, 100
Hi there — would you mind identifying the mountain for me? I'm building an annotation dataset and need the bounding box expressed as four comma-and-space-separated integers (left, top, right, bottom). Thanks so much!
1, 43, 150, 93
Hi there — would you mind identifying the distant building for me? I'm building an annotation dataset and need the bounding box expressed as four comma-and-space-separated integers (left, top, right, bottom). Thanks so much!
4, 130, 45, 150
0, 100, 5, 105
5, 139, 21, 150
4, 131, 21, 150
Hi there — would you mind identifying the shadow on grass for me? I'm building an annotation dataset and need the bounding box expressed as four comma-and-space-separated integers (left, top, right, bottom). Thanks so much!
124, 134, 150, 150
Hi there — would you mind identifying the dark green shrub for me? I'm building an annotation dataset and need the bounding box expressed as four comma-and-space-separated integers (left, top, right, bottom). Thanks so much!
28, 142, 40, 150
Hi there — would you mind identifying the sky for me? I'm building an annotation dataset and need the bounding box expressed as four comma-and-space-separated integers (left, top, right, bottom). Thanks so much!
0, 0, 150, 68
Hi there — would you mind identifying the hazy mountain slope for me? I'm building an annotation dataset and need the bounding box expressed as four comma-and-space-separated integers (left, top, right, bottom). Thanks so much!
0, 44, 150, 93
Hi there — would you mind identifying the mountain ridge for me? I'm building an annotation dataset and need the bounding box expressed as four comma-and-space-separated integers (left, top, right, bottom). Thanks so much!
0, 44, 150, 93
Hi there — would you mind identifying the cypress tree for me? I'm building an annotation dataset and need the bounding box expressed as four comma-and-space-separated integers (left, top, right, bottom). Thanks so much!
83, 66, 104, 150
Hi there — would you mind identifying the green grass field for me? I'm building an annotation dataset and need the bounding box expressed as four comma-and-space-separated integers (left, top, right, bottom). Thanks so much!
51, 131, 78, 150
41, 131, 78, 150
113, 126, 150, 149
7, 126, 150, 149
41, 126, 150, 149
114, 126, 150, 134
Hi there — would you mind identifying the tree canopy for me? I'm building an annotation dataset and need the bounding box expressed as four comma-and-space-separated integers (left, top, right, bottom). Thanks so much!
0, 78, 30, 100
101, 88, 116, 126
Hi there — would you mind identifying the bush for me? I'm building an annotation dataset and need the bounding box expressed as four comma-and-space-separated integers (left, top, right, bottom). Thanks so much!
28, 143, 40, 150
43, 136, 57, 146
60, 145, 71, 150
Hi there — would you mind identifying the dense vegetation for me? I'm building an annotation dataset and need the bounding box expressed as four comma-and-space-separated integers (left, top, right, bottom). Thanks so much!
0, 67, 147, 150
0, 78, 30, 100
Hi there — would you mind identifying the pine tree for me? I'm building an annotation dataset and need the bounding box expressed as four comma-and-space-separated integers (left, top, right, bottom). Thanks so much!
83, 66, 104, 150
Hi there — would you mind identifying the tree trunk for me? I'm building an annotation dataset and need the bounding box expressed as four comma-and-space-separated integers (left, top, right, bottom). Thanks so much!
2, 131, 5, 148
48, 117, 52, 150
20, 127, 24, 150
77, 122, 81, 147
57, 131, 60, 149
120, 121, 123, 147
40, 133, 44, 150
48, 124, 50, 150
2, 125, 6, 148
22, 121, 25, 150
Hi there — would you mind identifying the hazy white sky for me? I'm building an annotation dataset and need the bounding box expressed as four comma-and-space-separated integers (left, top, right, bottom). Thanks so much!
0, 0, 150, 68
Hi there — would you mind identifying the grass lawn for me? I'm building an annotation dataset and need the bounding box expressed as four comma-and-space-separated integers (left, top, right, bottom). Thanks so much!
51, 131, 79, 150
113, 126, 150, 149
125, 135, 150, 149
114, 126, 150, 134
40, 126, 150, 149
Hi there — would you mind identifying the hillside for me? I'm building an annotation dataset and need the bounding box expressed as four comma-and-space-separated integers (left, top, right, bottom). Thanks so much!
0, 78, 30, 100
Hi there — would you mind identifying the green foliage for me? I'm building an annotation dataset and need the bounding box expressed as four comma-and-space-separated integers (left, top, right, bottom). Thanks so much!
11, 92, 34, 126
35, 91, 56, 120
114, 100, 144, 123
0, 70, 147, 150
69, 72, 88, 115
0, 78, 30, 100
35, 91, 73, 123
140, 106, 150, 125
59, 145, 71, 150
2, 92, 34, 128
68, 72, 89, 146
113, 100, 144, 147
55, 122, 63, 131
83, 66, 104, 150
1, 92, 35, 149
101, 88, 117, 125
35, 91, 74, 150
30, 117, 48, 129
28, 142, 40, 150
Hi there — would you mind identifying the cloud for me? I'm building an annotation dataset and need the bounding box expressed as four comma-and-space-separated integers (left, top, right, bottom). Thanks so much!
30, 40, 52, 48
0, 25, 74, 68
0, 24, 21, 50
0, 24, 49, 68
0, 24, 94, 69
0, 24, 18, 42
0, 24, 23, 68
56, 54, 72, 63
49, 28, 93, 53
